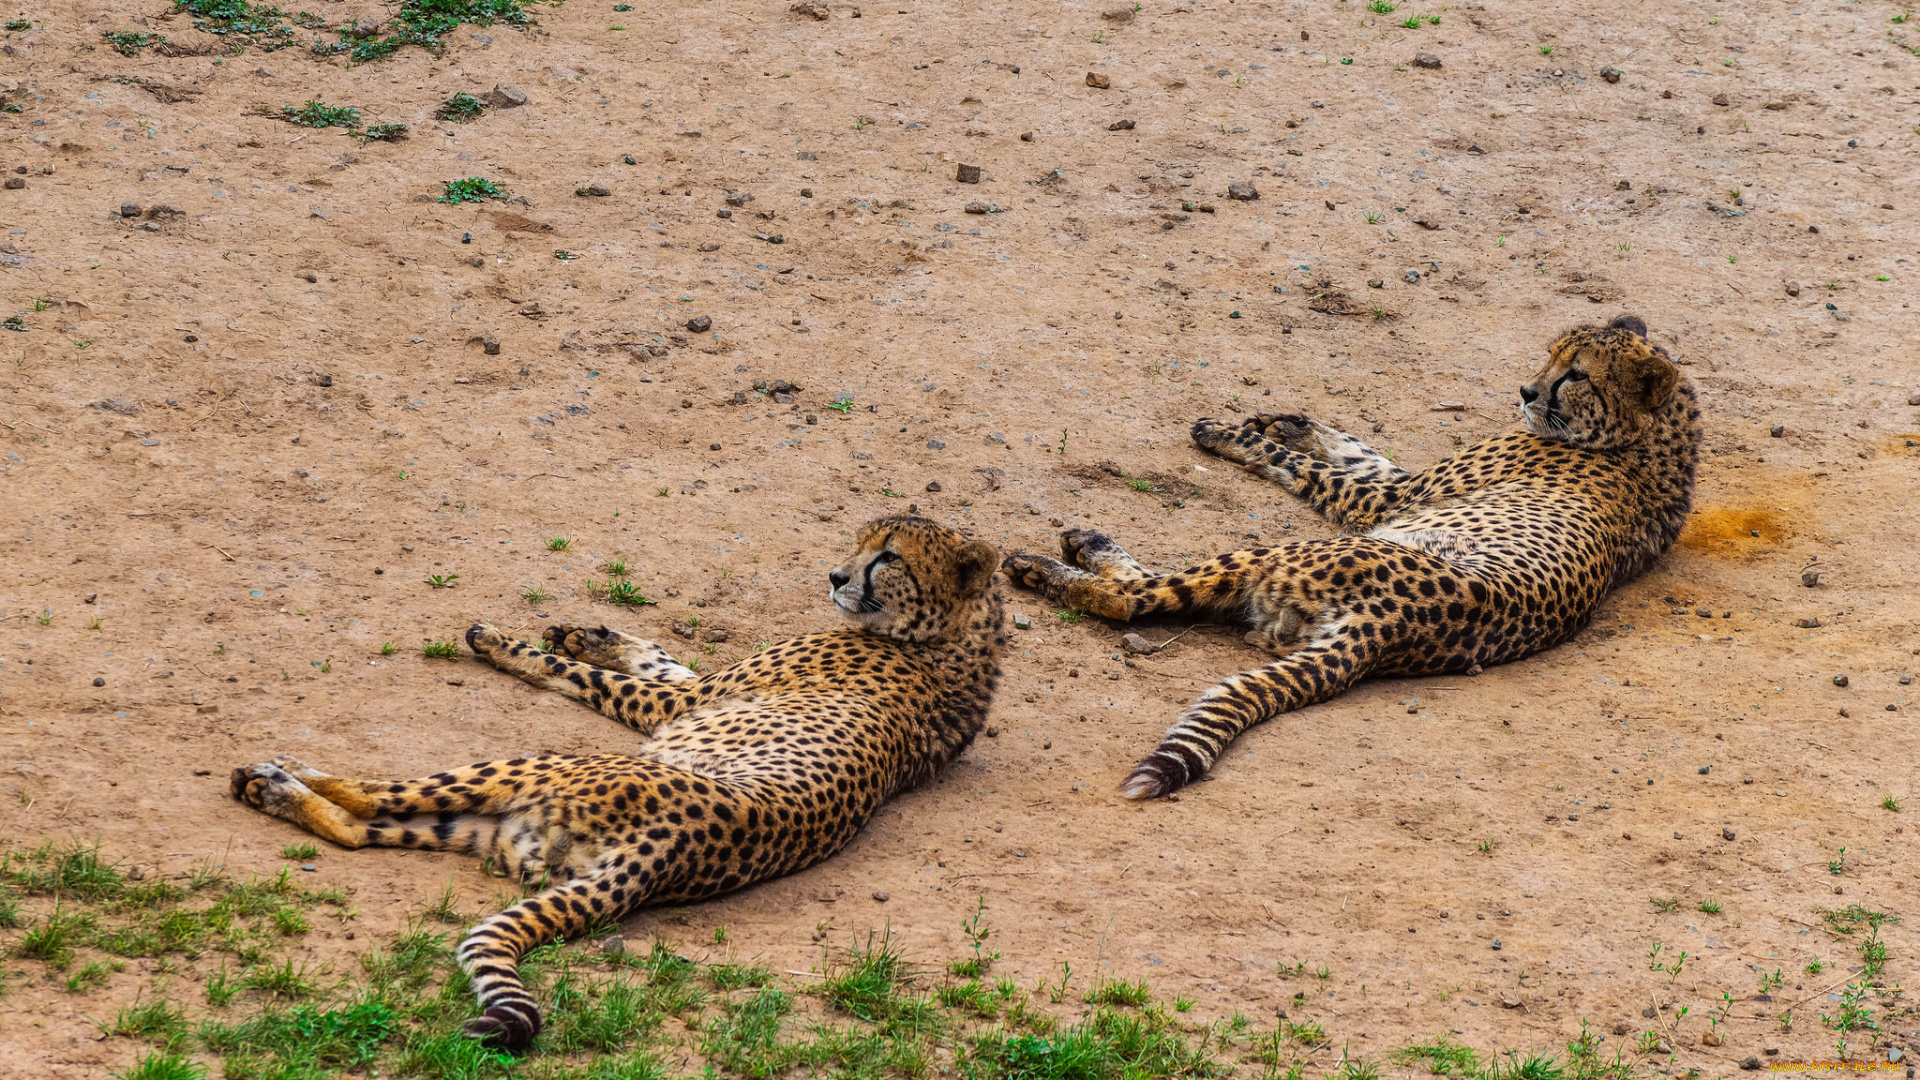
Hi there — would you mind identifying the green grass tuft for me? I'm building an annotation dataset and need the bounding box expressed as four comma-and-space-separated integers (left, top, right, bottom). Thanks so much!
439, 176, 510, 204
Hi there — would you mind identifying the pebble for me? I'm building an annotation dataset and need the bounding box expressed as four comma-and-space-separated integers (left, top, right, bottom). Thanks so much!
1740, 1056, 1764, 1071
1723, 828, 1736, 841
725, 190, 754, 206
1655, 1041, 1673, 1055
623, 154, 637, 165
955, 163, 982, 184
300, 863, 317, 872
1698, 766, 1710, 775
1785, 280, 1801, 297
1020, 131, 1034, 142
709, 443, 722, 451
483, 338, 501, 355
1711, 92, 1730, 106
1121, 632, 1156, 655
1909, 391, 1920, 406
686, 315, 712, 333
1902, 673, 1913, 685
872, 890, 889, 902
1404, 269, 1421, 283
792, 1, 829, 18
579, 181, 612, 197
1600, 65, 1621, 83
601, 935, 626, 954
119, 202, 142, 218
926, 481, 942, 492
964, 201, 991, 214
1489, 938, 1502, 951
1012, 613, 1031, 630
2, 177, 23, 190
1414, 216, 1439, 229
1085, 72, 1111, 89
1770, 424, 1785, 437
1833, 674, 1849, 687
717, 208, 732, 219
1802, 570, 1821, 588
1108, 119, 1136, 131
489, 84, 528, 108
1227, 180, 1260, 201
1413, 52, 1442, 69
93, 677, 105, 687
1794, 617, 1820, 628
927, 439, 944, 450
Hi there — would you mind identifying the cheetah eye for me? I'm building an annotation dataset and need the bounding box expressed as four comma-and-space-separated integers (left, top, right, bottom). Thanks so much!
874, 551, 900, 564
1565, 369, 1588, 382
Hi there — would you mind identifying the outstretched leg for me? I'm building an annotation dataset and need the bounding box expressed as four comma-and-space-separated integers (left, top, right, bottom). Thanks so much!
1121, 613, 1382, 799
1191, 414, 1408, 530
467, 622, 698, 735
1002, 532, 1257, 622
544, 624, 697, 680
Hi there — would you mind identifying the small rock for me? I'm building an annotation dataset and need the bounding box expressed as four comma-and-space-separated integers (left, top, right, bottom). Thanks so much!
1886, 1047, 1903, 1063
926, 481, 942, 492
1909, 390, 1920, 406
1711, 92, 1730, 106
1764, 1049, 1779, 1057
1600, 65, 1621, 83
1740, 1056, 1764, 1071
1500, 993, 1523, 1009
1108, 118, 1136, 131
193, 768, 212, 776
301, 863, 317, 872
955, 163, 982, 184
483, 338, 501, 356
1802, 570, 1821, 588
1490, 938, 1502, 951
623, 154, 637, 165
1413, 52, 1442, 69
1020, 130, 1034, 142
1413, 216, 1439, 229
965, 201, 991, 214
601, 935, 626, 954
1227, 180, 1260, 201
1368, 278, 1385, 289
488, 85, 528, 108
93, 677, 105, 687
1012, 613, 1031, 630
927, 439, 945, 450
578, 181, 612, 197
1698, 766, 1710, 775
119, 202, 142, 218
1661, 88, 1674, 99
687, 315, 713, 334
704, 629, 728, 643
1643, 1006, 1659, 1019
1121, 632, 1156, 655
1102, 6, 1135, 22
791, 1, 829, 18
1702, 1032, 1723, 1048
1655, 1041, 1673, 1055
1404, 269, 1421, 284
1770, 424, 1785, 437
2, 177, 24, 190
709, 443, 722, 451
1086, 72, 1111, 89
872, 890, 889, 902
1785, 280, 1801, 297
725, 190, 754, 206
1902, 673, 1913, 685
1794, 618, 1823, 631
1833, 674, 1849, 687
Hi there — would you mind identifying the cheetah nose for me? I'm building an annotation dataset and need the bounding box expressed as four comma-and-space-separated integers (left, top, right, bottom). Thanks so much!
1518, 385, 1540, 404
828, 569, 851, 589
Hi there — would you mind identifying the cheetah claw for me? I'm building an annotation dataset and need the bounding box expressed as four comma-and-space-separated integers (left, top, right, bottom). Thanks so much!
1000, 551, 1066, 595
1189, 417, 1238, 452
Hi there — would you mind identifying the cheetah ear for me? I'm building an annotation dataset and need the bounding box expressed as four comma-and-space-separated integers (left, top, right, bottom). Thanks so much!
1608, 314, 1649, 340
1630, 348, 1678, 410
954, 540, 998, 599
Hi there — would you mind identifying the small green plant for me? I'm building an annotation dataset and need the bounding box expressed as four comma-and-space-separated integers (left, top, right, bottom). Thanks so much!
605, 580, 656, 607
438, 177, 509, 204
37, 608, 53, 625
827, 395, 855, 413
1539, 45, 1555, 55
6, 18, 33, 30
1807, 958, 1825, 975
87, 618, 102, 630
280, 99, 361, 128
1085, 977, 1151, 1006
1883, 795, 1904, 812
357, 123, 409, 142
1366, 0, 1396, 12
1047, 960, 1075, 1003
422, 639, 460, 659
436, 92, 487, 122
1699, 899, 1722, 914
1829, 847, 1848, 875
1364, 210, 1384, 224
1760, 968, 1784, 993
1476, 839, 1494, 855
603, 557, 629, 577
1127, 478, 1160, 492
1053, 609, 1086, 624
546, 536, 572, 551
1649, 896, 1681, 913
948, 896, 1000, 977
379, 641, 397, 656
852, 116, 872, 129
424, 573, 459, 589
521, 585, 554, 605
103, 30, 166, 55
113, 1050, 207, 1080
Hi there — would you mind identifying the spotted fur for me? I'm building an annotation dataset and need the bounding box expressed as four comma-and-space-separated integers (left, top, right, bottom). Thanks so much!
230, 516, 1004, 1053
1002, 316, 1701, 799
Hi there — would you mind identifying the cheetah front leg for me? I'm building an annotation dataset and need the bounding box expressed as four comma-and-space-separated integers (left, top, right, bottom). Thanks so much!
1191, 414, 1408, 530
467, 623, 699, 735
545, 624, 697, 680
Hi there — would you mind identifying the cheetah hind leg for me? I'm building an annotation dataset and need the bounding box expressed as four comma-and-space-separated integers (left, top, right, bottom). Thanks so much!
545, 624, 696, 680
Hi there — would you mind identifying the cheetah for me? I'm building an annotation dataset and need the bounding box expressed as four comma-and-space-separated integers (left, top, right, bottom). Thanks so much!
229, 516, 1004, 1053
1003, 315, 1700, 799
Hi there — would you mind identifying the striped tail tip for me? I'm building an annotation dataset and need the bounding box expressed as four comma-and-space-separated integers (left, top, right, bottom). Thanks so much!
463, 1001, 542, 1053
1118, 751, 1193, 800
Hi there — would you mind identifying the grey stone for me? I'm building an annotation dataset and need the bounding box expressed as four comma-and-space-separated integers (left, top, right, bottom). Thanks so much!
489, 85, 528, 108
1227, 180, 1260, 201
955, 163, 982, 184
1413, 52, 1442, 69
687, 315, 712, 333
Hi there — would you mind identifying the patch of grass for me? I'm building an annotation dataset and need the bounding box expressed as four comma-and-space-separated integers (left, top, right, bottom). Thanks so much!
112, 1051, 207, 1080
240, 957, 324, 999
436, 92, 488, 122
358, 122, 409, 142
1366, 0, 1396, 12
1053, 609, 1086, 624
1882, 795, 1902, 812
103, 30, 167, 55
16, 905, 97, 969
708, 960, 775, 990
1698, 899, 1722, 914
605, 580, 657, 607
67, 959, 117, 992
547, 536, 573, 551
821, 928, 919, 1023
1393, 1035, 1480, 1075
422, 639, 461, 659
424, 572, 459, 588
438, 176, 510, 204
109, 995, 191, 1046
603, 557, 630, 577
279, 99, 360, 128
521, 585, 554, 605
279, 843, 320, 862
1084, 977, 1151, 1007
1648, 896, 1681, 913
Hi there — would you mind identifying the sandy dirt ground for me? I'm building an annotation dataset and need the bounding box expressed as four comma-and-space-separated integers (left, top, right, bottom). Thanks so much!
3, 0, 1919, 1074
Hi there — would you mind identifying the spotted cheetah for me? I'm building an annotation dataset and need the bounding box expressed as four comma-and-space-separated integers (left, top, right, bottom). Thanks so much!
1003, 315, 1700, 799
229, 516, 1004, 1052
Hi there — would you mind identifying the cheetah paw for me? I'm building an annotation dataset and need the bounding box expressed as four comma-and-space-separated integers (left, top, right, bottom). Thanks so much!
999, 551, 1067, 595
1189, 417, 1240, 452
230, 759, 312, 812
1057, 528, 1117, 569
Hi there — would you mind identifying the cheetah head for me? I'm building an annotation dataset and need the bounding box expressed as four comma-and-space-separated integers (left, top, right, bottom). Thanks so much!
829, 516, 999, 643
1520, 314, 1680, 449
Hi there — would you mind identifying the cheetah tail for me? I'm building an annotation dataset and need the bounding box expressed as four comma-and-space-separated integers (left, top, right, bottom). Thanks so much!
1120, 624, 1378, 799
457, 861, 653, 1053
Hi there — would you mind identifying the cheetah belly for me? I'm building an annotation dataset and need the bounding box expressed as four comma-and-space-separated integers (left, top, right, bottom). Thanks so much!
634, 694, 872, 780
